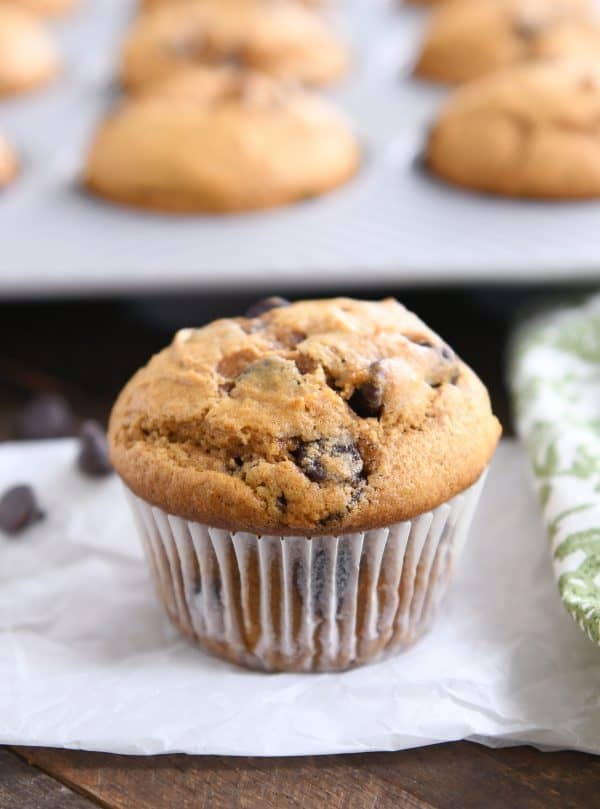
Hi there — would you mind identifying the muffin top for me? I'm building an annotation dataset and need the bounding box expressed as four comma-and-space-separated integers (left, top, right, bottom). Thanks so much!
2, 0, 75, 16
121, 0, 348, 92
0, 4, 60, 96
415, 0, 594, 83
0, 132, 17, 188
84, 67, 359, 213
109, 298, 500, 535
427, 58, 600, 199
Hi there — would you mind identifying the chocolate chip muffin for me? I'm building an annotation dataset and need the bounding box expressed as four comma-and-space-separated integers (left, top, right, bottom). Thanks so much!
427, 58, 600, 199
414, 0, 594, 84
0, 133, 17, 188
110, 298, 500, 671
2, 0, 75, 16
84, 66, 359, 213
0, 4, 60, 96
121, 0, 348, 92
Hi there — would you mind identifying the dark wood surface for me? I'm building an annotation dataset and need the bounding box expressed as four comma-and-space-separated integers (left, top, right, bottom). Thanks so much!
1, 287, 598, 809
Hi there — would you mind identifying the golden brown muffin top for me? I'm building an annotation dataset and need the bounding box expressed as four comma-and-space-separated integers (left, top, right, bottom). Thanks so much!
84, 67, 359, 213
109, 298, 500, 535
0, 4, 60, 96
427, 58, 600, 199
415, 0, 594, 84
0, 132, 17, 188
121, 0, 348, 92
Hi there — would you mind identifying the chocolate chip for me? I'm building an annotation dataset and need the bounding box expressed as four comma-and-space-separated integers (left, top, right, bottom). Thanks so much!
14, 393, 74, 441
245, 296, 290, 318
77, 421, 112, 477
348, 382, 382, 418
277, 493, 288, 511
0, 485, 44, 535
440, 344, 454, 361
348, 362, 384, 418
293, 438, 363, 485
513, 16, 543, 39
295, 353, 318, 375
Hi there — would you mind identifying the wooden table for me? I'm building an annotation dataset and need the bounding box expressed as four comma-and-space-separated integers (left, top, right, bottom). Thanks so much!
1, 289, 598, 808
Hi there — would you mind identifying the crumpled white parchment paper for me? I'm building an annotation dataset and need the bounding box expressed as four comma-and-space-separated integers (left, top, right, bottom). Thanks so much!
0, 439, 599, 756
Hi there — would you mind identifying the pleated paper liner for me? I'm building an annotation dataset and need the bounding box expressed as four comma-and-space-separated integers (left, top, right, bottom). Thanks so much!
125, 472, 487, 672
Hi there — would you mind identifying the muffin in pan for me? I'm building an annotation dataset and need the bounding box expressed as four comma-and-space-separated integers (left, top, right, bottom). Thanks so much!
109, 297, 501, 672
121, 0, 348, 92
427, 58, 600, 199
414, 0, 595, 84
0, 133, 17, 188
84, 66, 360, 213
0, 5, 60, 96
138, 0, 325, 10
1, 0, 75, 16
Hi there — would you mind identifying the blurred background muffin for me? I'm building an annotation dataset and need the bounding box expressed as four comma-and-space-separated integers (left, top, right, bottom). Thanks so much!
415, 0, 596, 83
0, 4, 60, 96
0, 0, 75, 16
0, 133, 17, 188
120, 0, 349, 92
426, 58, 600, 198
85, 67, 360, 213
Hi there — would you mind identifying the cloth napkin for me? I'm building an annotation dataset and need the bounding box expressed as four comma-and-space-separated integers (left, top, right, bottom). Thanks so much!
510, 294, 600, 646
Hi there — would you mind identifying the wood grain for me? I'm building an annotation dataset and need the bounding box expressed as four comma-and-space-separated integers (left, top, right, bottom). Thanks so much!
12, 743, 600, 809
0, 749, 99, 808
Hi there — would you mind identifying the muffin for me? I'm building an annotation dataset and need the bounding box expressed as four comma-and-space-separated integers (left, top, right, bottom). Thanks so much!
414, 0, 595, 83
84, 67, 360, 213
0, 133, 17, 188
121, 0, 348, 92
109, 297, 500, 672
138, 0, 325, 9
427, 58, 600, 199
1, 0, 75, 16
0, 5, 60, 96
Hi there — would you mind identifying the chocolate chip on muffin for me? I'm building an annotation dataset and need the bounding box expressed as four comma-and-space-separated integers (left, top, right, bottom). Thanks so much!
245, 296, 290, 318
293, 437, 364, 484
347, 361, 385, 419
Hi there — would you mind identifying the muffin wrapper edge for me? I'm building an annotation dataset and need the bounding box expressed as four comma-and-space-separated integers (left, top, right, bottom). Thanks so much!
124, 472, 487, 672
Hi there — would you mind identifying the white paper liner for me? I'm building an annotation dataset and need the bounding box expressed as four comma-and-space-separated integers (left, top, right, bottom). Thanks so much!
124, 472, 487, 672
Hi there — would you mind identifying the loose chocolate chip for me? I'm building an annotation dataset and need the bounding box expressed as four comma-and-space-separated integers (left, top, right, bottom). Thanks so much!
78, 421, 113, 477
245, 296, 290, 318
14, 393, 74, 441
348, 362, 385, 418
293, 438, 363, 485
0, 485, 44, 535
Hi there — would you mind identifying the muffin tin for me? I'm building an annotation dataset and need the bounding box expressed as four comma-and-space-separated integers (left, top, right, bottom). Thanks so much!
2, 0, 600, 298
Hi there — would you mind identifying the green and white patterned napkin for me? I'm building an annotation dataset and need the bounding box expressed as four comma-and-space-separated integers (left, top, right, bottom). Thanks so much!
510, 294, 600, 646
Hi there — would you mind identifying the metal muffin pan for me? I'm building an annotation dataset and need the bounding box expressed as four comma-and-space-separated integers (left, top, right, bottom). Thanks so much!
1, 0, 599, 298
